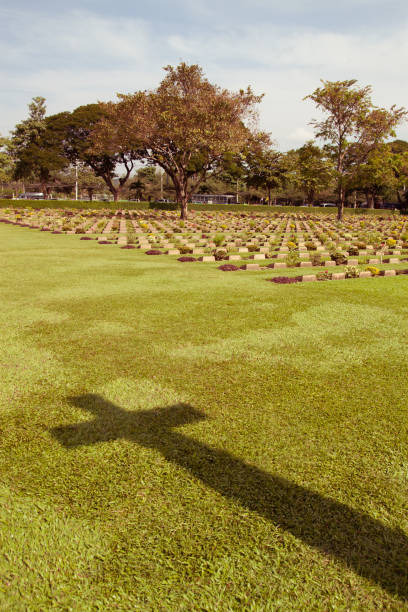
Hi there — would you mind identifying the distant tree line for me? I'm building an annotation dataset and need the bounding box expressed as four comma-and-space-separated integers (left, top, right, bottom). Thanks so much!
1, 64, 407, 220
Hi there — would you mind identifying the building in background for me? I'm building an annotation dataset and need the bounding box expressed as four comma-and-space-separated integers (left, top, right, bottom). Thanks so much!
17, 192, 45, 199
191, 194, 237, 204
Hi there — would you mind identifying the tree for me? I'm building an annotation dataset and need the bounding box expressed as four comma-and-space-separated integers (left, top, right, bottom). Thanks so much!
0, 136, 14, 186
390, 139, 408, 155
47, 105, 141, 202
54, 165, 107, 200
10, 97, 47, 154
92, 63, 262, 218
130, 166, 162, 201
305, 80, 407, 220
244, 142, 286, 204
137, 166, 156, 182
286, 141, 334, 205
350, 145, 397, 208
213, 151, 246, 202
128, 179, 145, 201
216, 133, 284, 204
9, 97, 67, 196
388, 140, 408, 207
28, 96, 47, 122
78, 169, 107, 201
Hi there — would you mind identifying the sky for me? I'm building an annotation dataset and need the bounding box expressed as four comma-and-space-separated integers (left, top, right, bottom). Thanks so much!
1, 0, 408, 150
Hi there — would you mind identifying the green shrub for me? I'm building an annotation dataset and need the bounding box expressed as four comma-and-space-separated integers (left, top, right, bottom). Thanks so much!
0, 199, 398, 214
213, 233, 225, 247
344, 265, 360, 278
305, 241, 317, 250
213, 249, 228, 261
330, 251, 347, 265
311, 253, 323, 266
149, 201, 178, 211
285, 251, 301, 268
365, 232, 382, 248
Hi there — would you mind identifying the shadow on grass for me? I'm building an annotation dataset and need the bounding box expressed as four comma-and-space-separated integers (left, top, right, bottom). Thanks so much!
51, 394, 408, 600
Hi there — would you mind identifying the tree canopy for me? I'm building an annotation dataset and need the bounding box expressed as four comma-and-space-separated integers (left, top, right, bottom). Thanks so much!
9, 97, 67, 195
286, 142, 333, 205
305, 79, 407, 219
92, 62, 263, 218
4, 70, 408, 211
44, 105, 140, 201
241, 135, 286, 204
0, 136, 14, 185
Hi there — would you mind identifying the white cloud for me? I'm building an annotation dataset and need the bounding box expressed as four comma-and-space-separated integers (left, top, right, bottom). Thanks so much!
1, 8, 407, 151
0, 10, 150, 66
167, 35, 193, 55
159, 23, 408, 148
288, 127, 315, 142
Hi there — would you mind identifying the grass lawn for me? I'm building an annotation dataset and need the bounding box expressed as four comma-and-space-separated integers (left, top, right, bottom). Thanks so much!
1, 223, 408, 610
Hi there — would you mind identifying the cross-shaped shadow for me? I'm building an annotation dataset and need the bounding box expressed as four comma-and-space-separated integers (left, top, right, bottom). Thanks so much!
51, 394, 408, 600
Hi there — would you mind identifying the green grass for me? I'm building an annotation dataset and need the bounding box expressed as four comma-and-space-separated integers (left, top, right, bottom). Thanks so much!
1, 224, 408, 610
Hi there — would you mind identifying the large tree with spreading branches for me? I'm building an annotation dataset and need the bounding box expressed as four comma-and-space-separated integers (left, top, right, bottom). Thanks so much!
305, 80, 407, 220
92, 63, 263, 218
46, 105, 140, 202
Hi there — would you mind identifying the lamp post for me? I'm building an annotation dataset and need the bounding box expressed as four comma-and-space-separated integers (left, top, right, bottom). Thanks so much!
75, 163, 79, 201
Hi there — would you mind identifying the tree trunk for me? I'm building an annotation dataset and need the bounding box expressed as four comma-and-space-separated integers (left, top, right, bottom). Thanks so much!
365, 191, 374, 209
174, 177, 189, 219
337, 186, 345, 221
365, 191, 370, 207
99, 172, 120, 203
336, 158, 346, 221
179, 193, 188, 220
40, 182, 48, 200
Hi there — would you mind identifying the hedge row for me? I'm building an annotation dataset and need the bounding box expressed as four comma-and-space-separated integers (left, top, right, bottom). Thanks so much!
0, 199, 399, 216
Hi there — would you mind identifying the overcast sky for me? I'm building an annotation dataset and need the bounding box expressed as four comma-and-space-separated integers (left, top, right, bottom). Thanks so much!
1, 0, 408, 150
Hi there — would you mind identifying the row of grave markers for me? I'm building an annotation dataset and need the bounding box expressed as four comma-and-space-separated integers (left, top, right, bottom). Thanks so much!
1, 208, 407, 269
